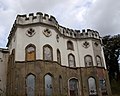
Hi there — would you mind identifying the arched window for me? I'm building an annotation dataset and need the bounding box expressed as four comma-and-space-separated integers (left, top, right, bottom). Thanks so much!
45, 74, 53, 96
88, 77, 97, 96
43, 45, 53, 61
59, 76, 62, 95
57, 49, 61, 64
68, 54, 76, 67
67, 41, 74, 50
26, 74, 35, 96
69, 78, 79, 96
84, 55, 93, 67
96, 56, 102, 66
99, 79, 107, 95
26, 44, 36, 61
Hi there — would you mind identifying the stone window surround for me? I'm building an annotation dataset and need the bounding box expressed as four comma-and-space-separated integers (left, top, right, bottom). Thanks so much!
25, 73, 81, 96
25, 73, 36, 96
59, 75, 63, 95
87, 76, 97, 95
57, 49, 61, 64
25, 44, 36, 61
24, 44, 101, 68
67, 40, 74, 50
68, 53, 76, 67
96, 55, 102, 67
43, 44, 53, 61
44, 73, 53, 96
68, 77, 79, 96
84, 55, 93, 67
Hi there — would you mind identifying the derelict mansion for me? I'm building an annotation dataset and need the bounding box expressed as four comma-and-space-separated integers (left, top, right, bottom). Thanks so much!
0, 12, 112, 96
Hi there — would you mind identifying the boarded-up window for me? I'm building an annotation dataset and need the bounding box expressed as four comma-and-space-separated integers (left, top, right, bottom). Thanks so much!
59, 76, 62, 95
99, 79, 107, 95
26, 45, 35, 61
67, 41, 74, 50
57, 49, 61, 64
96, 56, 102, 66
26, 74, 35, 96
68, 54, 76, 67
43, 45, 53, 61
45, 74, 53, 96
85, 55, 93, 67
88, 77, 97, 96
69, 78, 79, 96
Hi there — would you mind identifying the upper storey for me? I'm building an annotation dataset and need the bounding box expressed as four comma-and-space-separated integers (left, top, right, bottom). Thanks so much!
7, 12, 100, 47
6, 12, 107, 68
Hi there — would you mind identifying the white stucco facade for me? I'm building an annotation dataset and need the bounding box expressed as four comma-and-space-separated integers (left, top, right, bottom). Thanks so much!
7, 12, 106, 68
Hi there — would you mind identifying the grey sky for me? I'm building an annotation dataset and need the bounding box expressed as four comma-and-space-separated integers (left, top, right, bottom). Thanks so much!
0, 0, 120, 47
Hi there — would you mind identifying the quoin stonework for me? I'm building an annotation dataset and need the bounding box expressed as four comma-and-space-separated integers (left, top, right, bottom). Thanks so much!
0, 12, 112, 96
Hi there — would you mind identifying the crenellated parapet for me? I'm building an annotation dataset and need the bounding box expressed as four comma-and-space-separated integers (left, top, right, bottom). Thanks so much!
57, 26, 100, 39
79, 29, 100, 39
7, 12, 101, 47
16, 12, 58, 26
14, 12, 100, 39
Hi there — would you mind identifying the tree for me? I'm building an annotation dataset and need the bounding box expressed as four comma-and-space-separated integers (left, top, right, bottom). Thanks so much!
102, 34, 120, 82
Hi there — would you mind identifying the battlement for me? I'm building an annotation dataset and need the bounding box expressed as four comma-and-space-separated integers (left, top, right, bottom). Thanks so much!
15, 12, 100, 39
7, 12, 101, 47
58, 26, 100, 39
79, 29, 100, 39
16, 12, 58, 26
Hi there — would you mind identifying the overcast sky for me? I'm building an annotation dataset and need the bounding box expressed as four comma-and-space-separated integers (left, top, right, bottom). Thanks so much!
0, 0, 120, 48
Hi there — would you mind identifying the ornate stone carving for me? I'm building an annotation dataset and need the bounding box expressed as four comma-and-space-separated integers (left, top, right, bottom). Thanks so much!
26, 28, 35, 37
83, 41, 90, 48
94, 42, 99, 47
56, 34, 59, 42
43, 28, 52, 37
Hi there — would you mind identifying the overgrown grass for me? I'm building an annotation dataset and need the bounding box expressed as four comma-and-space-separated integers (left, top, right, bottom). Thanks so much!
111, 80, 120, 95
